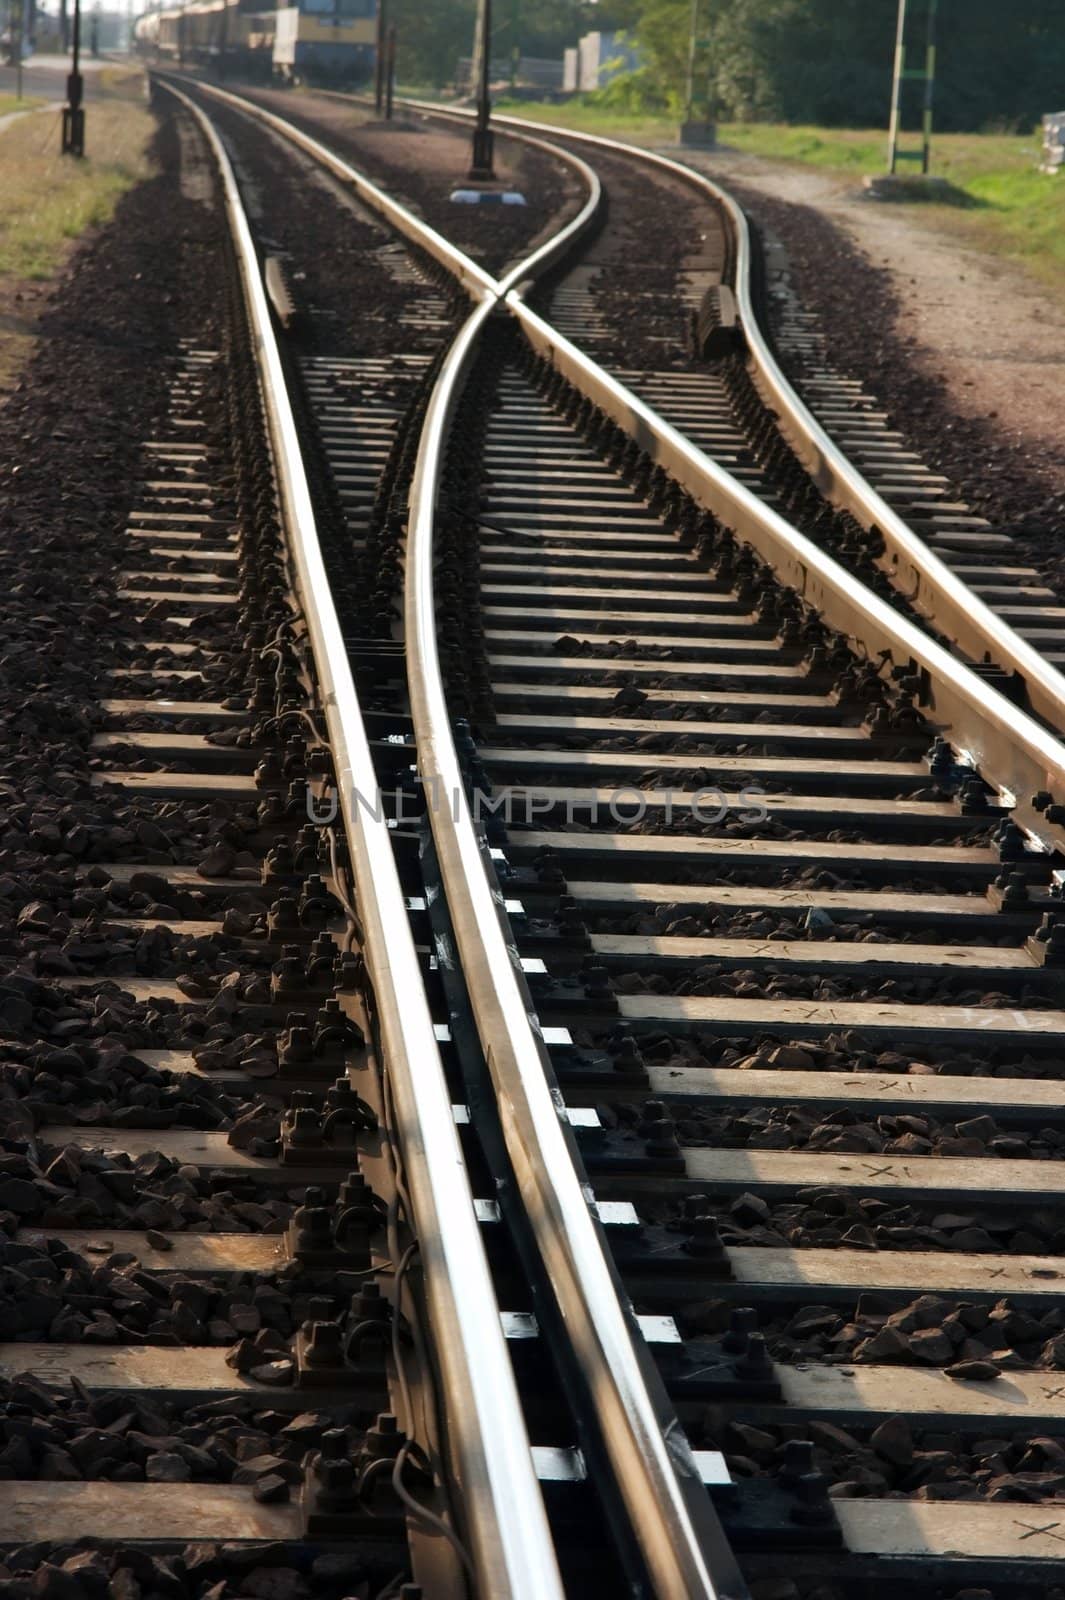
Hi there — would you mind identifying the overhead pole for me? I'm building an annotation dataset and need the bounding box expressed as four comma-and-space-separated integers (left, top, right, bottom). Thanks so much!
468, 0, 494, 179
61, 0, 85, 155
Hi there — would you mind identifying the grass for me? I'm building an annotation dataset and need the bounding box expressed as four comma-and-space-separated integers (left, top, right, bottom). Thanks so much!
494, 96, 676, 142
495, 100, 1065, 290
0, 93, 42, 118
714, 124, 1065, 288
0, 95, 154, 280
0, 83, 155, 390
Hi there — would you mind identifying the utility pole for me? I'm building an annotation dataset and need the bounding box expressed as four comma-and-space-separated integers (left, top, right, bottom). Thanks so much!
61, 0, 85, 155
468, 0, 493, 179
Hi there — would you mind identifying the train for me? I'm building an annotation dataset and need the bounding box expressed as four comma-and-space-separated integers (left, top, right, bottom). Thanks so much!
133, 0, 376, 86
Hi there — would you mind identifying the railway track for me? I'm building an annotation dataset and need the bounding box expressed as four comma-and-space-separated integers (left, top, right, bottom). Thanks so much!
365, 91, 1065, 741
5, 67, 1065, 1600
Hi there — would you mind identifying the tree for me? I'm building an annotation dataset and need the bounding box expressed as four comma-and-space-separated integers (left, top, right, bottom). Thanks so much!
392, 0, 596, 87
620, 0, 1065, 130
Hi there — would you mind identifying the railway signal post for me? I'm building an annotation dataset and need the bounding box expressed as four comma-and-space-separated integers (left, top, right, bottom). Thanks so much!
61, 0, 85, 156
887, 0, 938, 175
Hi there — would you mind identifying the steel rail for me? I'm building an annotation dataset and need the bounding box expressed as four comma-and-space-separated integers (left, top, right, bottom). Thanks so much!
160, 78, 1064, 1592
404, 285, 739, 1600
503, 292, 1065, 844
178, 77, 743, 1593
155, 76, 604, 304
336, 91, 1065, 840
159, 75, 498, 297
158, 80, 566, 1600
184, 76, 743, 1595
395, 95, 1065, 739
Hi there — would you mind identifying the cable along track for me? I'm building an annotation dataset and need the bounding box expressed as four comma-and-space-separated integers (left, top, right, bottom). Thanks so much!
188, 79, 1065, 1594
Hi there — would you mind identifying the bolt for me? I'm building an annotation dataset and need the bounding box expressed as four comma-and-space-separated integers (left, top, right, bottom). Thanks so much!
303, 1320, 345, 1368
960, 777, 990, 814
778, 1439, 815, 1485
721, 1307, 758, 1354
279, 1019, 313, 1068
272, 948, 304, 997
997, 820, 1027, 862
364, 1413, 404, 1461
789, 1471, 835, 1526
285, 1107, 323, 1147
315, 1456, 358, 1510
612, 1035, 645, 1077
290, 1202, 332, 1252
582, 963, 612, 1001
734, 1331, 773, 1380
683, 1211, 727, 1261
992, 870, 1028, 905
350, 1282, 390, 1323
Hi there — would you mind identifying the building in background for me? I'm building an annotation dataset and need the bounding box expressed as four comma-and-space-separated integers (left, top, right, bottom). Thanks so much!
454, 52, 563, 95
562, 29, 639, 93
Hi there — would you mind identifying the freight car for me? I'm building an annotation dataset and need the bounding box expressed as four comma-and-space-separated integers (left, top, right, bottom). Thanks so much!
134, 0, 375, 85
